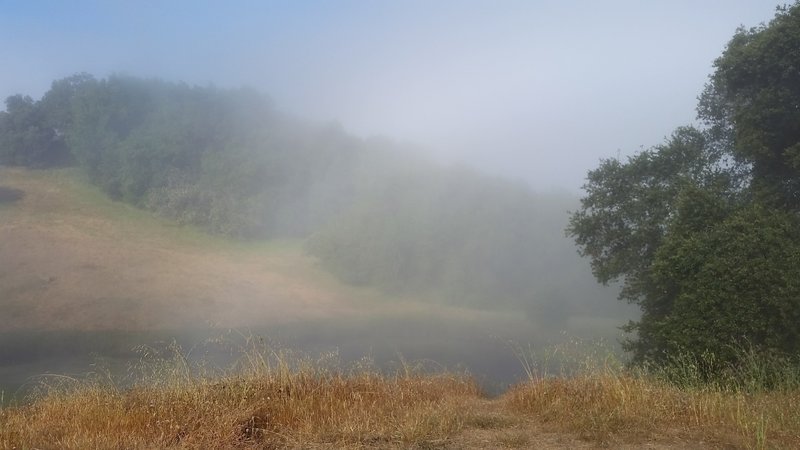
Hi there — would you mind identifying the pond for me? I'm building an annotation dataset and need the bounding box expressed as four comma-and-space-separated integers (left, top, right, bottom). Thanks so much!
0, 312, 626, 405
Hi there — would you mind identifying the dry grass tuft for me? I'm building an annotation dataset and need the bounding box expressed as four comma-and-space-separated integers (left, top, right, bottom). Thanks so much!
505, 372, 800, 448
505, 337, 800, 448
0, 342, 480, 449
494, 431, 531, 448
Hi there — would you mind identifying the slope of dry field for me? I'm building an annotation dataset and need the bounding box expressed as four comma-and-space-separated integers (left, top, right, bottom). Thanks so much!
1, 166, 507, 332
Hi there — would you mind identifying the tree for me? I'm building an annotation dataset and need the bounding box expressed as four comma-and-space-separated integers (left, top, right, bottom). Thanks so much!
39, 73, 95, 138
699, 4, 800, 210
650, 204, 800, 365
567, 127, 734, 302
569, 3, 800, 367
0, 94, 69, 167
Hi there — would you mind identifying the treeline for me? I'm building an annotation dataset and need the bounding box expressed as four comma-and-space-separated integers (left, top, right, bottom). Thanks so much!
308, 164, 604, 313
44, 74, 360, 237
0, 73, 618, 323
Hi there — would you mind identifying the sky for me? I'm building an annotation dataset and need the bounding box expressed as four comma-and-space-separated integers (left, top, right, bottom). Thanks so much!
0, 0, 782, 191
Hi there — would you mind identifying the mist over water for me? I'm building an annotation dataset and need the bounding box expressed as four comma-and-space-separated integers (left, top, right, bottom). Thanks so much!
0, 160, 632, 401
0, 2, 781, 404
0, 311, 627, 404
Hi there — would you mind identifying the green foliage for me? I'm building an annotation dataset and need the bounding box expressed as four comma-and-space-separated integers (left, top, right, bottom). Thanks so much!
699, 3, 800, 208
55, 74, 361, 238
0, 94, 71, 167
309, 162, 614, 317
647, 206, 800, 365
570, 3, 800, 371
567, 127, 734, 303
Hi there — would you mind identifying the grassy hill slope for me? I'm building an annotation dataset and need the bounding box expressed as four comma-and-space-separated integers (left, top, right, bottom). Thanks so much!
2, 166, 538, 333
0, 166, 367, 331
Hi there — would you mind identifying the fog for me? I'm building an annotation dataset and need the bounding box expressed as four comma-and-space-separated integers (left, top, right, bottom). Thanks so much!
0, 2, 782, 400
0, 1, 777, 189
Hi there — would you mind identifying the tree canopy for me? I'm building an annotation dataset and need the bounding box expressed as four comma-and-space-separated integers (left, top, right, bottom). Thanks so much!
699, 4, 800, 209
569, 3, 800, 368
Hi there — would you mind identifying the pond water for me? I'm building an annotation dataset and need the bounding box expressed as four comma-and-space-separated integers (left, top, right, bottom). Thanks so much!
0, 313, 626, 405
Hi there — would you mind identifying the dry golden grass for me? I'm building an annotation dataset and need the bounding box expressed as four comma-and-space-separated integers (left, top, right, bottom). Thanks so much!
504, 372, 800, 448
0, 347, 480, 449
3, 340, 800, 449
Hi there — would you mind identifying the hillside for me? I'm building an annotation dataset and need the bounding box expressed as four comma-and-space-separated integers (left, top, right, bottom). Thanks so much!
0, 74, 629, 328
1, 166, 561, 333
0, 166, 355, 331
0, 165, 558, 396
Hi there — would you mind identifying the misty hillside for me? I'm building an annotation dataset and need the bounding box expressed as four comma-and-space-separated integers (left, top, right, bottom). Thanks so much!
0, 73, 626, 325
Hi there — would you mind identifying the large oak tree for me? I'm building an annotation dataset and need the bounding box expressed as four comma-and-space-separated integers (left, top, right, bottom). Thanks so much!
569, 3, 800, 367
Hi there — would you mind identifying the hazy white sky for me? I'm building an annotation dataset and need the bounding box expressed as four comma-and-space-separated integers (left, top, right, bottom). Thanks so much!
0, 1, 781, 190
